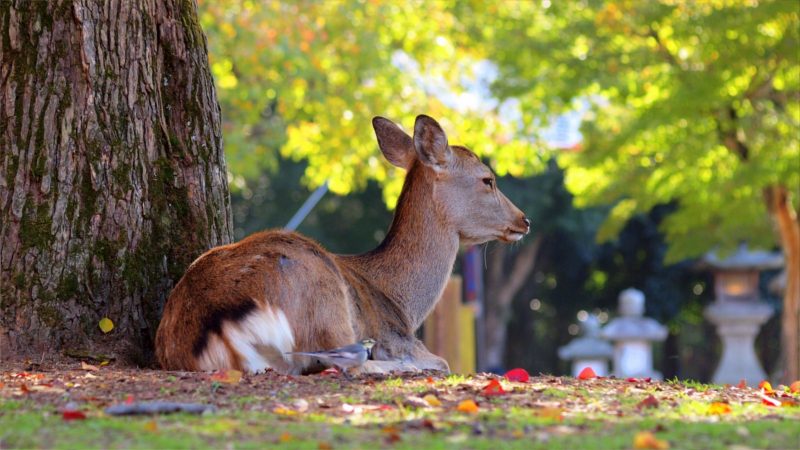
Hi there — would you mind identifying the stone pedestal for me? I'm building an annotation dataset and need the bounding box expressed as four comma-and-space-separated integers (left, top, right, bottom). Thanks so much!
601, 289, 667, 380
704, 301, 773, 387
558, 315, 613, 377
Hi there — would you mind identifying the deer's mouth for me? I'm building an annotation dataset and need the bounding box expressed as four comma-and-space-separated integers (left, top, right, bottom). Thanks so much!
500, 228, 528, 242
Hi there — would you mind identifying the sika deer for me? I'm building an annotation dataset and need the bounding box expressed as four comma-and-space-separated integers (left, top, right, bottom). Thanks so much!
155, 115, 530, 374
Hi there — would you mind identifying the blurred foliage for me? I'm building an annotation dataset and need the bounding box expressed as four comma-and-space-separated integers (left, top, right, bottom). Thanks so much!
198, 0, 541, 208
471, 0, 799, 262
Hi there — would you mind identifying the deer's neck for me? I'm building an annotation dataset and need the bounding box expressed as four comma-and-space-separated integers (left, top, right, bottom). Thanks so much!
354, 166, 459, 331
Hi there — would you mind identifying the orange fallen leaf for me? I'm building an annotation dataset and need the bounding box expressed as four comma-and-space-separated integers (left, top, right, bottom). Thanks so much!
210, 369, 242, 384
456, 399, 479, 414
633, 431, 669, 449
708, 402, 732, 415
535, 407, 564, 421
279, 432, 293, 443
20, 383, 30, 394
426, 376, 435, 384
637, 395, 660, 410
143, 420, 158, 432
577, 367, 597, 380
789, 381, 800, 393
318, 442, 333, 450
758, 380, 774, 394
481, 379, 507, 396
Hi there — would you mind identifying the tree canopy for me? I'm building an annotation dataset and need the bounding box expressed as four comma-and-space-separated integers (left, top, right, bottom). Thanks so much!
480, 0, 799, 262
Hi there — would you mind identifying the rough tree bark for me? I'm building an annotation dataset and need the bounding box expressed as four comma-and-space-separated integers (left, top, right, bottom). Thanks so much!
483, 236, 542, 370
765, 185, 800, 384
0, 0, 232, 362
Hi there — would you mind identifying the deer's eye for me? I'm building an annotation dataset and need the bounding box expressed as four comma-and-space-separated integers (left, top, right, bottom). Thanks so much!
482, 177, 494, 188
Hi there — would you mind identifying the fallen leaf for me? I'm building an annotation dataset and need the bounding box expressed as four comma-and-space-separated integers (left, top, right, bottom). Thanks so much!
481, 379, 507, 396
637, 395, 660, 410
627, 377, 638, 383
708, 402, 732, 415
279, 432, 293, 443
535, 407, 564, 421
273, 406, 298, 416
125, 394, 135, 405
758, 380, 774, 394
321, 367, 339, 376
789, 381, 800, 393
98, 317, 114, 333
143, 420, 158, 432
633, 431, 669, 449
99, 361, 110, 367
423, 394, 441, 407
456, 399, 479, 414
426, 376, 435, 384
318, 442, 333, 450
737, 379, 747, 389
759, 392, 781, 407
210, 369, 242, 384
20, 383, 30, 394
62, 410, 87, 421
504, 368, 530, 383
81, 361, 100, 371
577, 367, 597, 380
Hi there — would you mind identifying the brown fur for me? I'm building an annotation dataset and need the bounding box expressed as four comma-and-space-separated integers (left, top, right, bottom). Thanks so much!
155, 115, 529, 373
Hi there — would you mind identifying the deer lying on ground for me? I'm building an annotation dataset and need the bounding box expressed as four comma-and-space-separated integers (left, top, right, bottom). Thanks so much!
155, 115, 530, 374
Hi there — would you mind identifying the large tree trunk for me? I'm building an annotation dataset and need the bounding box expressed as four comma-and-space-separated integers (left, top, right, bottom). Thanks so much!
765, 185, 800, 383
483, 236, 542, 371
0, 0, 232, 363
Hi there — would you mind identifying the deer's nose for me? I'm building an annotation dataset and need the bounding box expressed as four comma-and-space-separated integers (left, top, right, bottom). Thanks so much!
523, 217, 531, 228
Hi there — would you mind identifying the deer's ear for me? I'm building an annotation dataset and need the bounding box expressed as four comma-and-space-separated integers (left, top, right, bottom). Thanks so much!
413, 115, 451, 172
373, 117, 415, 169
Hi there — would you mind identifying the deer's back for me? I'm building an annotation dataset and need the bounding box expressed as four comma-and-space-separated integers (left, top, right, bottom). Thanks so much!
155, 230, 355, 371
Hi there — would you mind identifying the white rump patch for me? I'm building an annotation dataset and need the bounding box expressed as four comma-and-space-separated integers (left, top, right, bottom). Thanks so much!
197, 334, 232, 370
198, 307, 295, 373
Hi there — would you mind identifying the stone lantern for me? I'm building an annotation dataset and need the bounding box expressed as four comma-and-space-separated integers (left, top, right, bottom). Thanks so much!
700, 245, 783, 387
601, 288, 668, 379
558, 314, 614, 377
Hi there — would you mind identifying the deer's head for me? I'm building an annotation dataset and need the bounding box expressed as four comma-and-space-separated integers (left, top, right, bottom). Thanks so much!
373, 115, 530, 245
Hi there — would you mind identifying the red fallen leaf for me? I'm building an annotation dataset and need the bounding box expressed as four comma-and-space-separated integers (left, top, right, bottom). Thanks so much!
320, 367, 339, 376
504, 368, 530, 383
758, 380, 774, 394
481, 379, 507, 396
737, 379, 747, 389
637, 395, 660, 410
759, 392, 781, 407
789, 381, 800, 393
627, 377, 638, 383
644, 377, 652, 382
20, 383, 30, 394
426, 376, 435, 384
577, 367, 597, 380
62, 410, 87, 421
125, 394, 135, 405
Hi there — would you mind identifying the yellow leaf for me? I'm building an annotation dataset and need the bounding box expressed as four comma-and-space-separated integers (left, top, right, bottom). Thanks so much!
456, 399, 479, 414
273, 407, 298, 416
144, 420, 158, 432
423, 394, 442, 407
633, 431, 670, 449
99, 318, 114, 333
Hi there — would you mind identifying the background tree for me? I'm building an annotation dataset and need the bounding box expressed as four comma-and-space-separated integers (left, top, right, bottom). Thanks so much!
476, 0, 799, 382
0, 0, 231, 361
